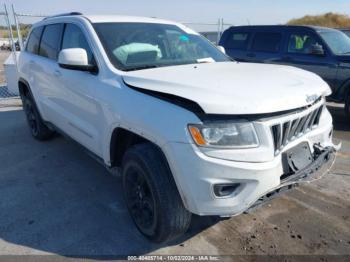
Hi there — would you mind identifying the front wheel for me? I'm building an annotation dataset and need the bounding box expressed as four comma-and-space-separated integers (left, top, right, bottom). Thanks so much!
122, 143, 192, 243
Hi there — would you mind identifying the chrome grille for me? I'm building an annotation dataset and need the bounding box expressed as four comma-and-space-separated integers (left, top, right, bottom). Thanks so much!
271, 105, 324, 155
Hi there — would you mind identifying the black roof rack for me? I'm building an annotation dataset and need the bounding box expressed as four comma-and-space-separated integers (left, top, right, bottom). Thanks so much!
44, 12, 83, 20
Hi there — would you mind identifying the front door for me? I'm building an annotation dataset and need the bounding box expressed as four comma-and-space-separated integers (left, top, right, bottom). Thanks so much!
280, 30, 338, 89
46, 23, 103, 156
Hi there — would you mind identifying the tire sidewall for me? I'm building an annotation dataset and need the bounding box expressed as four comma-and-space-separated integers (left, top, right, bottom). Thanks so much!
346, 94, 350, 117
21, 92, 54, 140
122, 152, 160, 239
23, 96, 40, 137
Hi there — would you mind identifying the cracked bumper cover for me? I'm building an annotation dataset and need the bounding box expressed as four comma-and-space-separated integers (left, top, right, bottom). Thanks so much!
164, 140, 338, 216
245, 145, 337, 213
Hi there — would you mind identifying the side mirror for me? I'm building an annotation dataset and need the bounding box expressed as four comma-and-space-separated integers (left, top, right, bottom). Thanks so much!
310, 44, 325, 56
217, 45, 226, 54
58, 48, 97, 72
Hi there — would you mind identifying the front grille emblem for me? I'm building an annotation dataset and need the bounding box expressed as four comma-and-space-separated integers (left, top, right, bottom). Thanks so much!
306, 94, 318, 103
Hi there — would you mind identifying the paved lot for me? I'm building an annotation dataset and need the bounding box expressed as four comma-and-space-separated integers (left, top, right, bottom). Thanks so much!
0, 50, 349, 258
0, 100, 349, 257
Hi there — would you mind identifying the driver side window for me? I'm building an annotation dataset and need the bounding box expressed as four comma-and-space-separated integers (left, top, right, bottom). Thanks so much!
62, 24, 94, 64
288, 32, 323, 55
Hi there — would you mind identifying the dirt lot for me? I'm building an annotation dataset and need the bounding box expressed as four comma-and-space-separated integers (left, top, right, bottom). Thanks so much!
0, 51, 349, 259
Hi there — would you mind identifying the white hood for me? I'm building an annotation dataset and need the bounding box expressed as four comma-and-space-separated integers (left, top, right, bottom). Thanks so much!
122, 62, 331, 115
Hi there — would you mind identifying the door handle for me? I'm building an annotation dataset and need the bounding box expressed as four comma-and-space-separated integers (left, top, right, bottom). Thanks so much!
53, 70, 62, 77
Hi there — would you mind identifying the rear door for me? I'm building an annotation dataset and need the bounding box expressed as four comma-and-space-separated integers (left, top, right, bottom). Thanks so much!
245, 31, 284, 63
280, 29, 338, 87
19, 26, 46, 115
33, 23, 64, 122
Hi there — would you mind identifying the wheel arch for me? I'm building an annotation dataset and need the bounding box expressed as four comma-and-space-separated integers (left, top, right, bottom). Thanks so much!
335, 78, 350, 103
18, 77, 32, 98
109, 127, 162, 168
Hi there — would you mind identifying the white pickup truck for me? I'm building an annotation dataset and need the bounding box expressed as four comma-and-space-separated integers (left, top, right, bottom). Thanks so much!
17, 13, 338, 243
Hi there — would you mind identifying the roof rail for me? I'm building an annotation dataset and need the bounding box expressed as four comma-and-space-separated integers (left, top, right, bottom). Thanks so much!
44, 12, 83, 20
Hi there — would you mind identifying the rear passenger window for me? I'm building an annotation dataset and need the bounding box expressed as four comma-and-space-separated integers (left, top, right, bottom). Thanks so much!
62, 24, 94, 64
26, 26, 44, 54
251, 33, 282, 53
39, 24, 63, 60
225, 32, 250, 50
288, 33, 322, 54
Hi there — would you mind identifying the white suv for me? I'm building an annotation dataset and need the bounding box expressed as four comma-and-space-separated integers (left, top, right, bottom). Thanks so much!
18, 13, 338, 242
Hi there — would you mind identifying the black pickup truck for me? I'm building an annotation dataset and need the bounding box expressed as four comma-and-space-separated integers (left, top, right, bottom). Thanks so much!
219, 25, 350, 116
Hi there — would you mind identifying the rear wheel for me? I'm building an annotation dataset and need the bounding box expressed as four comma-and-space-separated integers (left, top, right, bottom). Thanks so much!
345, 94, 350, 117
21, 93, 54, 140
122, 143, 191, 243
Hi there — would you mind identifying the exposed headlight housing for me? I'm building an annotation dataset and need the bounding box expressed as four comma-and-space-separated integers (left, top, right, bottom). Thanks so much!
188, 121, 259, 148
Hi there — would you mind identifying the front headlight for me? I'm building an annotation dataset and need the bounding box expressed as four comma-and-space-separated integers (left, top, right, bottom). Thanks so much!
188, 121, 259, 148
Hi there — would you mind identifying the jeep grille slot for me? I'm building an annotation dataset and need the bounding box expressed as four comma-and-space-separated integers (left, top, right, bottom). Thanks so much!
271, 106, 323, 155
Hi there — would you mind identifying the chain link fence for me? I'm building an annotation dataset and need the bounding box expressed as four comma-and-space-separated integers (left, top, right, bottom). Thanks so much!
0, 85, 16, 98
0, 4, 47, 103
183, 19, 234, 44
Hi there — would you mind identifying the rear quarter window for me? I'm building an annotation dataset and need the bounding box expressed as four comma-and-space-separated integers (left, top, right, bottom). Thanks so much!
251, 32, 282, 53
26, 26, 44, 54
225, 32, 250, 50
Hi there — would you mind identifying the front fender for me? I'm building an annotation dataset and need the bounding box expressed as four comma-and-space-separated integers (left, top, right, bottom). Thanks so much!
101, 86, 201, 165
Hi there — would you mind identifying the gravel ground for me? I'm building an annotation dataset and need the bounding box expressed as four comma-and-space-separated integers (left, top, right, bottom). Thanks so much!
0, 51, 349, 259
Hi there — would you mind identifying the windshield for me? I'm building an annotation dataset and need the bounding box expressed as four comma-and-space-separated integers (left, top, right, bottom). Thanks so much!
93, 22, 230, 71
319, 30, 350, 55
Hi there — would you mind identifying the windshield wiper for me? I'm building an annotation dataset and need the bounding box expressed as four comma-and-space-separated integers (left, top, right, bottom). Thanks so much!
124, 65, 159, 71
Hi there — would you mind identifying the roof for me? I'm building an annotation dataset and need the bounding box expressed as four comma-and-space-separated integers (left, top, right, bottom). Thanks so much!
43, 13, 178, 25
229, 24, 339, 33
38, 14, 199, 35
84, 15, 177, 25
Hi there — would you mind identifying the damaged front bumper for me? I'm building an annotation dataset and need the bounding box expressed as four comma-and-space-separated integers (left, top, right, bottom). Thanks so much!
245, 144, 338, 213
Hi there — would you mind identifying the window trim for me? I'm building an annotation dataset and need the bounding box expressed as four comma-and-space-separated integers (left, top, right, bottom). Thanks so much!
37, 23, 64, 61
250, 32, 283, 54
25, 26, 44, 55
285, 29, 329, 57
225, 31, 251, 51
60, 22, 99, 72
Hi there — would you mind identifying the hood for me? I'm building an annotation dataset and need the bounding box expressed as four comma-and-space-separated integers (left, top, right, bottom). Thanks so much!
122, 62, 331, 115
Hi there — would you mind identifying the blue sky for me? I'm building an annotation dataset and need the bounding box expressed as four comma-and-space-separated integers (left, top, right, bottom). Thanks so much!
3, 0, 350, 30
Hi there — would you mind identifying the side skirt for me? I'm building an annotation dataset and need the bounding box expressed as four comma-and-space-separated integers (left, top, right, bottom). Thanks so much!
44, 122, 118, 175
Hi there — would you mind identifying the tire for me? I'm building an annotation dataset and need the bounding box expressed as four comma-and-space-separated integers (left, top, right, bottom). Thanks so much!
122, 143, 191, 243
21, 93, 54, 141
345, 94, 350, 117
